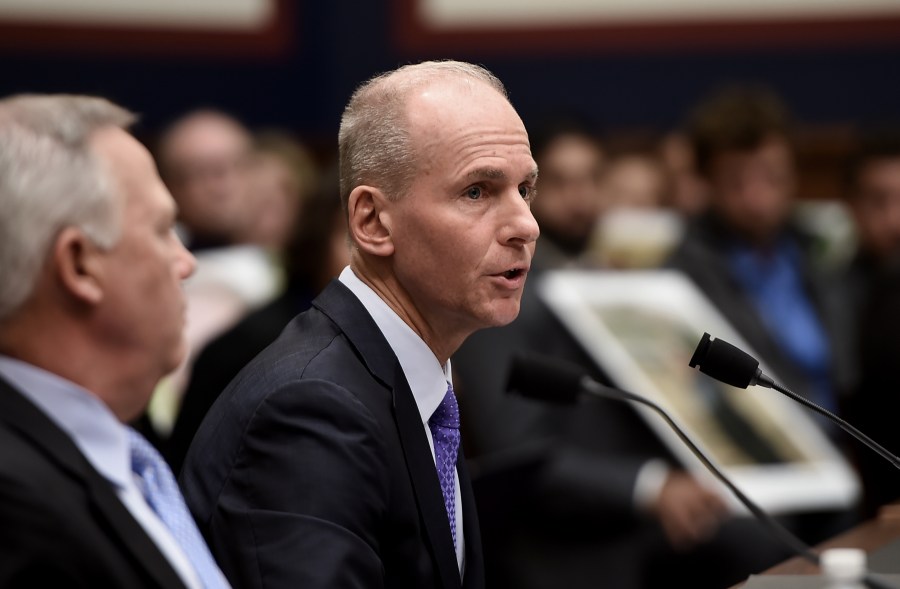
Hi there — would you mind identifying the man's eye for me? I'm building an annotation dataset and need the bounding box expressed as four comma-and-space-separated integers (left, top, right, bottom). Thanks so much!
466, 186, 483, 200
519, 185, 534, 200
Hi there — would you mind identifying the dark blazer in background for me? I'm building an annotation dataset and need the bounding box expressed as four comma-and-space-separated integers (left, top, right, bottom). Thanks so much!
452, 281, 786, 589
664, 211, 860, 543
665, 211, 857, 405
181, 280, 484, 589
0, 377, 188, 589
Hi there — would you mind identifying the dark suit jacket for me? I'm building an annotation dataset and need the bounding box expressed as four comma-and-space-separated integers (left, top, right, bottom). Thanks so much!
452, 267, 789, 589
453, 280, 680, 589
0, 376, 188, 589
181, 280, 485, 589
846, 259, 900, 515
167, 287, 313, 474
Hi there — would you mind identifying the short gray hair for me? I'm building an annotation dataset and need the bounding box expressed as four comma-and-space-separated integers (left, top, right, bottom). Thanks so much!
338, 60, 507, 210
0, 94, 136, 321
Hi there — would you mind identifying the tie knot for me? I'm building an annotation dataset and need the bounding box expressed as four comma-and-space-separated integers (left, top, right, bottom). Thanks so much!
429, 383, 460, 430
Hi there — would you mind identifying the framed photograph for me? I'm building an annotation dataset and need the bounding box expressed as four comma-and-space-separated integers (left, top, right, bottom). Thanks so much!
0, 0, 293, 57
539, 269, 860, 514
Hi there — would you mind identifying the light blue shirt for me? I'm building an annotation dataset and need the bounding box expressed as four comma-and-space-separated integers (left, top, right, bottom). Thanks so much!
728, 236, 834, 412
0, 355, 205, 589
339, 266, 466, 572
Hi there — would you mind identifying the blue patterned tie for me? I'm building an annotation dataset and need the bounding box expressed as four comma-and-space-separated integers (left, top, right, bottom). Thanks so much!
128, 428, 229, 589
428, 382, 461, 549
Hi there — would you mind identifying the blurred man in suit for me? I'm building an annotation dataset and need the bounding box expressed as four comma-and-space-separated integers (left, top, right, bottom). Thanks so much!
665, 85, 857, 543
667, 85, 853, 423
181, 60, 540, 589
151, 110, 280, 438
843, 130, 900, 516
0, 94, 229, 588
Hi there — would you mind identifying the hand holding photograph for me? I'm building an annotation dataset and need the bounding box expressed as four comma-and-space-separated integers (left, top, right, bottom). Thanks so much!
538, 269, 859, 514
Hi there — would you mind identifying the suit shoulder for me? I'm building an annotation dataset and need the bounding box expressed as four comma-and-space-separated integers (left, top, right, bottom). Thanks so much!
0, 424, 98, 549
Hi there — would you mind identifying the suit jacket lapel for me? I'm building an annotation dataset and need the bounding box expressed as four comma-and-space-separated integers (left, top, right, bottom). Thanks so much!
392, 362, 463, 589
457, 450, 485, 589
0, 377, 187, 589
313, 280, 398, 387
315, 281, 463, 588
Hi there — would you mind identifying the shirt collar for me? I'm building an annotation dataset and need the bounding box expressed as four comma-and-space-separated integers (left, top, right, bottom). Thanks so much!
339, 266, 450, 424
0, 355, 132, 490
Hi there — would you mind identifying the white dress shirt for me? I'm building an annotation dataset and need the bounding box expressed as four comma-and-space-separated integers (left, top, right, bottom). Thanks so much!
339, 266, 466, 573
0, 356, 204, 589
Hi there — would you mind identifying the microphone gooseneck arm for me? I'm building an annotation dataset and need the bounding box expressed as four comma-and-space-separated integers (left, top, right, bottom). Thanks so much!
764, 379, 900, 471
577, 376, 820, 567
508, 351, 899, 589
687, 334, 900, 588
690, 332, 900, 472
583, 377, 899, 589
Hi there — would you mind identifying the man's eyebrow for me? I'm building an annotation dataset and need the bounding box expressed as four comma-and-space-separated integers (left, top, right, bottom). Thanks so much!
466, 167, 539, 181
467, 167, 507, 181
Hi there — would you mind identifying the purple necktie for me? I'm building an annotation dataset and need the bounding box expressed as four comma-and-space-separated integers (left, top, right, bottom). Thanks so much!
429, 382, 461, 549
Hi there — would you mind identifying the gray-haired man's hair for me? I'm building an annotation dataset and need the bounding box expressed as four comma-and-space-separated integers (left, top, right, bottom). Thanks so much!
0, 94, 136, 321
338, 60, 507, 210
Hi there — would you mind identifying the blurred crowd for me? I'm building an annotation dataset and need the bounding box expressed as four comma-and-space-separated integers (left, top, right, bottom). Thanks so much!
136, 85, 900, 589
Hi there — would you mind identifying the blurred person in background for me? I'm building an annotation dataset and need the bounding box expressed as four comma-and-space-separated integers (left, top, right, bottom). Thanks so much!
844, 130, 900, 282
166, 168, 347, 473
158, 109, 254, 251
148, 111, 284, 436
156, 108, 282, 313
527, 116, 607, 270
600, 147, 670, 211
664, 84, 858, 541
453, 115, 786, 589
665, 85, 855, 431
658, 131, 711, 218
588, 143, 684, 269
240, 130, 320, 254
842, 129, 900, 517
0, 93, 228, 588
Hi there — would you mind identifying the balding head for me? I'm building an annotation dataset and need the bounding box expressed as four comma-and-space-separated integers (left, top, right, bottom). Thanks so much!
338, 60, 508, 211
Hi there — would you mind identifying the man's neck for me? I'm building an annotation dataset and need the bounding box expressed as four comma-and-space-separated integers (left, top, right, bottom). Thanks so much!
0, 320, 143, 423
348, 259, 468, 365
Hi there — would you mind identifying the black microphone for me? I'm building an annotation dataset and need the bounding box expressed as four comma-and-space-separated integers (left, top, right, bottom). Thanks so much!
506, 352, 898, 589
689, 332, 900, 471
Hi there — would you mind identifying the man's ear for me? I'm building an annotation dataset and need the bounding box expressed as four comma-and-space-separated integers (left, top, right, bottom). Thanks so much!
347, 185, 395, 257
53, 227, 106, 305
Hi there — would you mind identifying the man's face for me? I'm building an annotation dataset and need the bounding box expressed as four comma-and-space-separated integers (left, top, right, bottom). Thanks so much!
163, 115, 252, 240
531, 134, 605, 250
90, 127, 196, 415
851, 157, 900, 260
709, 137, 795, 243
385, 80, 540, 341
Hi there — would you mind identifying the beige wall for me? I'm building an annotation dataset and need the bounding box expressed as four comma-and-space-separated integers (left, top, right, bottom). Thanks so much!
0, 0, 272, 30
420, 0, 900, 28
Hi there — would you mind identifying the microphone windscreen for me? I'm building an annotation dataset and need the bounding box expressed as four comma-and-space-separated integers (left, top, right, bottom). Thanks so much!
689, 333, 759, 389
506, 352, 584, 404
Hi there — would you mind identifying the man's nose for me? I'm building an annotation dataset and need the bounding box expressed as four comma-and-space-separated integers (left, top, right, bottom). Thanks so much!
503, 192, 540, 245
